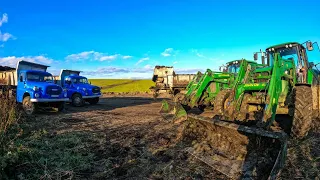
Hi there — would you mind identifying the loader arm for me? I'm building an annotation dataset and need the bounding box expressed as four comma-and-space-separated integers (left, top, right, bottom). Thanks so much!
187, 70, 231, 107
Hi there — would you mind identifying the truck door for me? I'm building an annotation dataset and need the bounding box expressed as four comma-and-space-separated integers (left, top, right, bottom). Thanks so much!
16, 72, 26, 102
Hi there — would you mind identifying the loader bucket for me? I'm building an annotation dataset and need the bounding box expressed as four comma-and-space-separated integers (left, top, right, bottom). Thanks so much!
159, 100, 188, 123
182, 114, 288, 180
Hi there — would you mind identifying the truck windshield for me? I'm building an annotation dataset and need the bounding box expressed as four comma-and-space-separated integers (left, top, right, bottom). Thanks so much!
227, 64, 240, 73
27, 73, 53, 82
72, 78, 88, 84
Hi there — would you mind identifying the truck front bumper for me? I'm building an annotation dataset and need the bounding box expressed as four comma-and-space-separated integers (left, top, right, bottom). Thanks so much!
30, 98, 70, 102
82, 94, 102, 99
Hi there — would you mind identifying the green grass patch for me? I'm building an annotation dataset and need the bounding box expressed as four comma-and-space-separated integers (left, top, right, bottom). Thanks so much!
89, 79, 155, 93
89, 79, 133, 87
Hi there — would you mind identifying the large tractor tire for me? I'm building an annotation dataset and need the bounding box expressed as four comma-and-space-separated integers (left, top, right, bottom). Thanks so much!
212, 89, 231, 119
291, 86, 313, 139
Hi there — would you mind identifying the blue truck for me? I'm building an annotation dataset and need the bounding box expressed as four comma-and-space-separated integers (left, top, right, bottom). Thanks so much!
54, 69, 102, 107
0, 60, 69, 115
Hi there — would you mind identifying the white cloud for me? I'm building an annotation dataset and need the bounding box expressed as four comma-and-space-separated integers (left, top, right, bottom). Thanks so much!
175, 68, 205, 74
0, 55, 53, 67
173, 61, 178, 64
0, 13, 15, 42
0, 13, 8, 27
161, 48, 178, 57
65, 51, 124, 62
122, 55, 133, 59
135, 57, 149, 65
100, 54, 119, 61
0, 31, 14, 42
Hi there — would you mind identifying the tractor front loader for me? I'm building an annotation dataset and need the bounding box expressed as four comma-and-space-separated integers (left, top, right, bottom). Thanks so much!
174, 41, 320, 179
160, 59, 263, 123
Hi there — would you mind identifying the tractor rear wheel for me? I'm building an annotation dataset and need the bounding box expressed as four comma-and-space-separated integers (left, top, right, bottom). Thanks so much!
291, 86, 313, 139
213, 89, 231, 118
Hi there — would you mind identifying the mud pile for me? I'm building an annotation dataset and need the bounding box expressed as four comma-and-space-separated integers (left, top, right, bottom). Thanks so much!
179, 117, 285, 180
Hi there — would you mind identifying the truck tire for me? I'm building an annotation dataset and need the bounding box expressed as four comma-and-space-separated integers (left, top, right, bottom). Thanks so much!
88, 97, 99, 105
213, 89, 231, 118
72, 94, 84, 107
291, 86, 313, 139
22, 96, 36, 115
55, 102, 66, 112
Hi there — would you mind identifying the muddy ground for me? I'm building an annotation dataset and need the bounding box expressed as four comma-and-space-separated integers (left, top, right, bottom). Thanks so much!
12, 94, 320, 180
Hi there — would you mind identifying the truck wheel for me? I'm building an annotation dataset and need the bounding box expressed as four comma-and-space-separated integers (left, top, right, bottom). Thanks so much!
72, 94, 84, 107
55, 102, 66, 112
291, 86, 313, 139
22, 96, 36, 115
88, 97, 99, 105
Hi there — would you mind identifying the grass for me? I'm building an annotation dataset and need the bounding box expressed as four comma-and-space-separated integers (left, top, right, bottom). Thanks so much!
89, 79, 155, 93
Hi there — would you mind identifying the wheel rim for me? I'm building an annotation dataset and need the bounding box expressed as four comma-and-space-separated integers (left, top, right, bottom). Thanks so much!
23, 100, 34, 115
74, 96, 82, 105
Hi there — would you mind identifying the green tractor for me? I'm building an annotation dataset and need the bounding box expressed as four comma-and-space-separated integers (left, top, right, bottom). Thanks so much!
217, 41, 320, 138
172, 41, 320, 179
160, 59, 264, 122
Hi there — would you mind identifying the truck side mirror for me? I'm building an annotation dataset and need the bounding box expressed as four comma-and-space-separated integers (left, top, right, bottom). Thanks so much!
19, 76, 23, 82
90, 81, 92, 84
54, 80, 57, 84
253, 53, 258, 61
307, 41, 314, 51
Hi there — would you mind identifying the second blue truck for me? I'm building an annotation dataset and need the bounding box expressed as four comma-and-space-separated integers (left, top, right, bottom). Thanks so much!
55, 70, 102, 107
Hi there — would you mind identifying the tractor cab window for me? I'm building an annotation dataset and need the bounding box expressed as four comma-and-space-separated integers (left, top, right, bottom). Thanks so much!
227, 63, 240, 73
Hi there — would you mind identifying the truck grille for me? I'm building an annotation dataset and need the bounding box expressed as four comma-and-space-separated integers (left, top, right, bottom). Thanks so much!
46, 86, 62, 95
92, 87, 100, 93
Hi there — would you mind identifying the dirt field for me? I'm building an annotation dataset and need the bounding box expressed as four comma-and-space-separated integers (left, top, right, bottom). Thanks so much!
8, 94, 319, 179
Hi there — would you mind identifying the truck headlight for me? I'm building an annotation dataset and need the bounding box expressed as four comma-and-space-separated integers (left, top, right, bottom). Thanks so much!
35, 93, 40, 98
33, 86, 39, 91
64, 92, 67, 97
63, 88, 67, 92
82, 88, 86, 91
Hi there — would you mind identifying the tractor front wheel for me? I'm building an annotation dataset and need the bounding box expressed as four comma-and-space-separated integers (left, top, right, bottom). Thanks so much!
213, 89, 231, 119
291, 86, 313, 139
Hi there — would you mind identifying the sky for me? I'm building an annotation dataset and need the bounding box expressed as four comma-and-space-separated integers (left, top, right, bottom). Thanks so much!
0, 0, 320, 79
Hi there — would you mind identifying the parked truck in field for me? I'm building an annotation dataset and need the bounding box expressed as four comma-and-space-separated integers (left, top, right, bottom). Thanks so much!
0, 60, 69, 115
150, 65, 196, 96
54, 69, 102, 107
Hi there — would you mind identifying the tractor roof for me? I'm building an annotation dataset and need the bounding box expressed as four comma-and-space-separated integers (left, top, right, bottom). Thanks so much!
226, 59, 256, 65
266, 42, 303, 50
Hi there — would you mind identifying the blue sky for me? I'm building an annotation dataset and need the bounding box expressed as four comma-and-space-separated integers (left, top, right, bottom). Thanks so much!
0, 0, 320, 78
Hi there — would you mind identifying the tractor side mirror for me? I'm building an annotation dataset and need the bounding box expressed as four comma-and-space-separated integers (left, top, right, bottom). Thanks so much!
309, 62, 315, 67
307, 41, 314, 51
254, 53, 258, 61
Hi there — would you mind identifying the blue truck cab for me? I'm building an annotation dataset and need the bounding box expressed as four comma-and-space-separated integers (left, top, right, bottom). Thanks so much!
55, 70, 101, 106
0, 60, 69, 115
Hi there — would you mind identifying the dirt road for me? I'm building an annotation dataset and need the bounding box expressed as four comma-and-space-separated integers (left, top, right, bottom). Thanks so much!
15, 94, 319, 180
18, 94, 220, 180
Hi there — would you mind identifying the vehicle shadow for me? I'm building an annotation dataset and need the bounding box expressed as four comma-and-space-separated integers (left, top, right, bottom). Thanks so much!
35, 96, 170, 115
